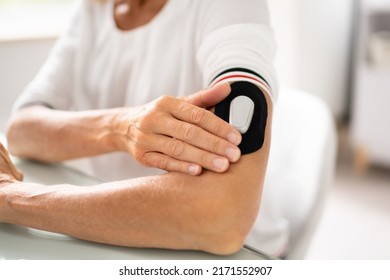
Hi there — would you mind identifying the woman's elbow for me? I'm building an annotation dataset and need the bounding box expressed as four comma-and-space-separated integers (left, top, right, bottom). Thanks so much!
202, 225, 250, 255
194, 193, 261, 255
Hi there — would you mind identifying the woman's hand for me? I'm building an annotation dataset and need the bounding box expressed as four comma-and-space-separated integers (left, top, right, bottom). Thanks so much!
0, 142, 23, 184
112, 83, 242, 175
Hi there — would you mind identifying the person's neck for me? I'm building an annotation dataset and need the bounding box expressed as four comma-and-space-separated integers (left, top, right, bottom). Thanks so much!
114, 0, 168, 31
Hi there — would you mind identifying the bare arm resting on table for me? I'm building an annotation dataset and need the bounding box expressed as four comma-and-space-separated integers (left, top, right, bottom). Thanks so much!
1, 94, 272, 255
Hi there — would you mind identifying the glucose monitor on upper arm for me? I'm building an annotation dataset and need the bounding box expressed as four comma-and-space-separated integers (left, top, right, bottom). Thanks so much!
229, 95, 255, 134
214, 81, 268, 154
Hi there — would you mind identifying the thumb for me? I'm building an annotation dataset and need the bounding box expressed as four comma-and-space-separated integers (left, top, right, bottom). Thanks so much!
183, 83, 231, 108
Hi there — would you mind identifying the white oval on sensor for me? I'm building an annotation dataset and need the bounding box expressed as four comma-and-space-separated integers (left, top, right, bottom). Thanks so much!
229, 95, 254, 134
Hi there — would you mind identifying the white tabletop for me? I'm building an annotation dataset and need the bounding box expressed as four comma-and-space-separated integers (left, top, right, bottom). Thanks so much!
0, 135, 269, 260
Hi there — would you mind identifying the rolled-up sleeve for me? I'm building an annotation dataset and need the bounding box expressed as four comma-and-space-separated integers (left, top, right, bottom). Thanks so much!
196, 0, 278, 103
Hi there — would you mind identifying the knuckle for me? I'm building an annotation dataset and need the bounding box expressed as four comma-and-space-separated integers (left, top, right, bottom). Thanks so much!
168, 139, 185, 157
139, 152, 171, 170
191, 107, 207, 124
133, 149, 147, 164
151, 156, 170, 170
155, 95, 173, 108
136, 111, 163, 132
181, 123, 197, 142
177, 100, 190, 112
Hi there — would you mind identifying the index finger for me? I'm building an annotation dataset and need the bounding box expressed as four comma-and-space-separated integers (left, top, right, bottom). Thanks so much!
168, 99, 242, 146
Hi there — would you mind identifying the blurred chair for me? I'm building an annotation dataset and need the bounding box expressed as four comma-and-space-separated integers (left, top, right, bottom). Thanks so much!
248, 88, 337, 259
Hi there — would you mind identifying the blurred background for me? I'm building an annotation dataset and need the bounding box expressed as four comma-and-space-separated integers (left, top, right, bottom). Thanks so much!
0, 0, 389, 259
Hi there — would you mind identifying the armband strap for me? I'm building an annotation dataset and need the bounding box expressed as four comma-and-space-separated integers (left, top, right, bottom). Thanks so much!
210, 67, 271, 94
213, 78, 269, 154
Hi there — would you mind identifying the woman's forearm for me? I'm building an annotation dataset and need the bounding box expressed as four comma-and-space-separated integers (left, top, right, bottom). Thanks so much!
1, 151, 266, 255
6, 105, 122, 162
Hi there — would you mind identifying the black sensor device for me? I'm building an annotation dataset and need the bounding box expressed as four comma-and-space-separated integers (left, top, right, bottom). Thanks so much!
214, 81, 268, 154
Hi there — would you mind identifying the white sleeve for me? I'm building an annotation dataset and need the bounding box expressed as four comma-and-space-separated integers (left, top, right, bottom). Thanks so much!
196, 0, 278, 103
12, 0, 83, 112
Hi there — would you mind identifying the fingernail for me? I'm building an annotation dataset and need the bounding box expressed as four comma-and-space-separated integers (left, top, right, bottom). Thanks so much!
188, 164, 201, 175
228, 132, 242, 145
212, 157, 229, 171
225, 147, 241, 162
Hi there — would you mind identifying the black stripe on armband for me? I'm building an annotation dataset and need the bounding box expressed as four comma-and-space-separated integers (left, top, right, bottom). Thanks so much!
214, 81, 268, 154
